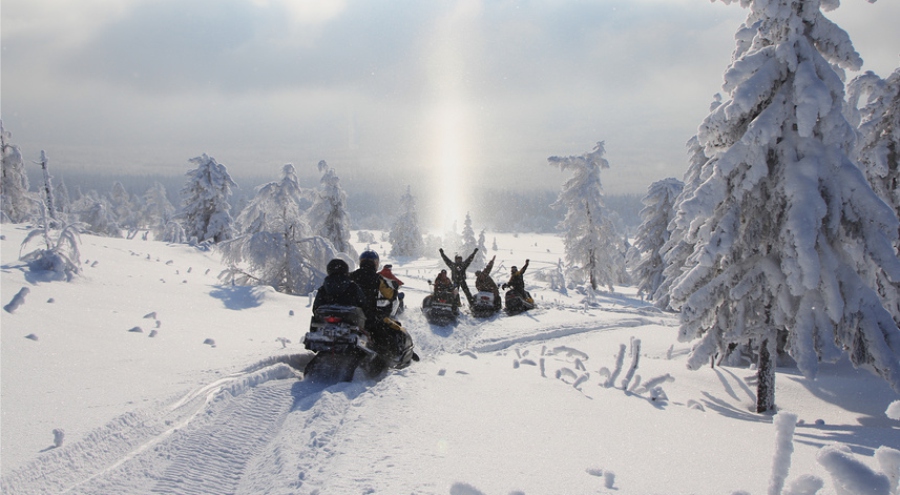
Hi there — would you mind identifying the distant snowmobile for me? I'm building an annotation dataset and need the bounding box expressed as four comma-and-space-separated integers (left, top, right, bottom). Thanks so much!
422, 284, 459, 326
504, 288, 535, 316
470, 291, 500, 318
303, 305, 416, 382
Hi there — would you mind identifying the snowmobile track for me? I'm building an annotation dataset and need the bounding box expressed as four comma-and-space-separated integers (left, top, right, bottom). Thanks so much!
148, 380, 294, 495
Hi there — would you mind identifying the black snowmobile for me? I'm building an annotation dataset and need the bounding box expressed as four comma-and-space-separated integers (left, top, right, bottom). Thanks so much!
470, 291, 501, 318
504, 288, 535, 316
422, 285, 459, 326
303, 305, 416, 382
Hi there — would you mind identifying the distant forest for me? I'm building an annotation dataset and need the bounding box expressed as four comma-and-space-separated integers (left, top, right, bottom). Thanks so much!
26, 170, 644, 235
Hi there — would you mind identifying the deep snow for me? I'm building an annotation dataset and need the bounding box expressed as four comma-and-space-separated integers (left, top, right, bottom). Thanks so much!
1, 224, 898, 494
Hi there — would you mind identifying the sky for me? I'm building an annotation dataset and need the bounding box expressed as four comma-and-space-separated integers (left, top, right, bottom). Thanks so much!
2, 0, 900, 227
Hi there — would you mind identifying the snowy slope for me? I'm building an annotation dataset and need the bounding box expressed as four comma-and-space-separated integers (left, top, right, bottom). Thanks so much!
1, 224, 898, 495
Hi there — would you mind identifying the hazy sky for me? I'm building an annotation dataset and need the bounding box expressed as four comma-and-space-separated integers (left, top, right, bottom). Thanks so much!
2, 0, 899, 227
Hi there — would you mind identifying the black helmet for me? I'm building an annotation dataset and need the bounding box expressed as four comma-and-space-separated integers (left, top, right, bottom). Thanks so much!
326, 258, 349, 276
359, 250, 379, 269
511, 266, 518, 272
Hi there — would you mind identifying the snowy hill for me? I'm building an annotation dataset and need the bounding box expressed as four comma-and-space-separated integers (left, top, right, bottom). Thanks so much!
1, 224, 898, 494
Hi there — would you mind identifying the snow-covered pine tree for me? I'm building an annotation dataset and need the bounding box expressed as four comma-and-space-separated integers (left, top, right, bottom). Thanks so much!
1, 122, 34, 223
670, 0, 900, 412
308, 160, 356, 259
389, 185, 425, 258
849, 67, 900, 327
476, 229, 488, 267
633, 178, 684, 302
548, 141, 623, 291
108, 181, 137, 231
82, 200, 122, 237
181, 153, 237, 244
852, 68, 900, 246
55, 179, 72, 222
141, 182, 176, 240
656, 103, 720, 311
222, 164, 336, 295
460, 212, 484, 270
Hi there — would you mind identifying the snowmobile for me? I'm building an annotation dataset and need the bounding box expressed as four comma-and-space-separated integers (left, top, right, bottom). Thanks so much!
470, 291, 500, 318
504, 288, 535, 316
422, 285, 459, 325
303, 304, 416, 382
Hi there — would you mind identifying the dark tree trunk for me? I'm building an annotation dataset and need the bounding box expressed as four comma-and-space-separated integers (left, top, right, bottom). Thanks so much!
756, 337, 776, 413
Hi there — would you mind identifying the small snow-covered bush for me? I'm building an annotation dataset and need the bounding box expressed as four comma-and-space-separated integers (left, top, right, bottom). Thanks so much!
19, 222, 84, 281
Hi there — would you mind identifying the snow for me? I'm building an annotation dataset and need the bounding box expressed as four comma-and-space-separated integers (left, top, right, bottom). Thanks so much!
2, 224, 899, 494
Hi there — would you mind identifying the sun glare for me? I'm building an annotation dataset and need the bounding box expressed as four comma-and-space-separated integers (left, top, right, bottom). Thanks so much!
434, 102, 466, 233
426, 1, 482, 233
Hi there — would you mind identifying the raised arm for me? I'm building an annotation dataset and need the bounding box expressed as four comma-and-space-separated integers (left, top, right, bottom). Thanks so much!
439, 248, 453, 267
484, 255, 495, 275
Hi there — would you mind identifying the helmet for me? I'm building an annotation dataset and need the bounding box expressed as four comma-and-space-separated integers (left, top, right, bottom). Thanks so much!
326, 258, 349, 276
359, 250, 379, 269
511, 266, 518, 272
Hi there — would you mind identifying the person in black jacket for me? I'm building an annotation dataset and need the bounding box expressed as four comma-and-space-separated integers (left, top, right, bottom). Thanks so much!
313, 258, 366, 312
439, 247, 478, 305
504, 259, 531, 302
312, 258, 367, 328
351, 250, 413, 360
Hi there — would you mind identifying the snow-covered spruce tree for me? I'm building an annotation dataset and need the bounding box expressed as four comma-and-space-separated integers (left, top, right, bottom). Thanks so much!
477, 229, 488, 265
389, 185, 425, 258
549, 141, 623, 291
82, 201, 122, 237
633, 178, 684, 302
222, 164, 336, 295
140, 181, 176, 239
460, 212, 485, 270
54, 179, 72, 222
853, 68, 900, 244
656, 105, 720, 310
308, 160, 356, 259
108, 181, 137, 231
670, 0, 900, 412
847, 68, 900, 328
181, 153, 237, 244
1, 122, 34, 223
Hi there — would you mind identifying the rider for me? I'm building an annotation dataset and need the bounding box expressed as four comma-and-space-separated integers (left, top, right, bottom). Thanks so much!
314, 259, 365, 310
474, 255, 501, 311
439, 247, 478, 305
312, 258, 367, 326
378, 263, 405, 313
432, 269, 455, 303
351, 250, 413, 359
504, 259, 532, 303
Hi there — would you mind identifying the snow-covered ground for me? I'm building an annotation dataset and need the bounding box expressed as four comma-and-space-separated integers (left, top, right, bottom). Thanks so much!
2, 224, 898, 494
